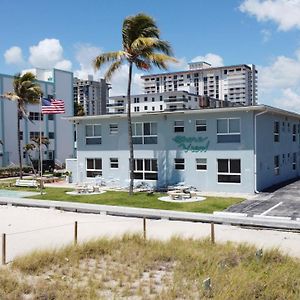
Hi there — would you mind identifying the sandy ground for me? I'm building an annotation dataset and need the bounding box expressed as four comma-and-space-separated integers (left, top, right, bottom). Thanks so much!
0, 205, 300, 263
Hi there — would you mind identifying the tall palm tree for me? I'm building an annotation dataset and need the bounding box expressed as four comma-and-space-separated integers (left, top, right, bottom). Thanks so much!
0, 72, 42, 178
93, 13, 177, 194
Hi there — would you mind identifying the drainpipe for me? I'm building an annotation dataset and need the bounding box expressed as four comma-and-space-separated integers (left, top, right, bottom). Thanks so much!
254, 108, 268, 193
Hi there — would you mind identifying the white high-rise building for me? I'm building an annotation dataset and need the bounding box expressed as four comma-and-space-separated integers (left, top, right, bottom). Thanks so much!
142, 62, 258, 106
73, 76, 109, 116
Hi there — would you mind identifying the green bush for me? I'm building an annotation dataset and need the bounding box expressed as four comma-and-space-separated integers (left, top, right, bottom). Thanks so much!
0, 165, 32, 178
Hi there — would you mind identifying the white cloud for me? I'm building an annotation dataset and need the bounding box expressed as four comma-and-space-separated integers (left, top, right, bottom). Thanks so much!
261, 29, 272, 42
274, 88, 300, 110
4, 46, 24, 65
240, 0, 300, 31
259, 54, 300, 91
73, 44, 102, 79
108, 64, 144, 96
28, 38, 72, 70
191, 53, 224, 67
55, 59, 72, 71
169, 57, 189, 71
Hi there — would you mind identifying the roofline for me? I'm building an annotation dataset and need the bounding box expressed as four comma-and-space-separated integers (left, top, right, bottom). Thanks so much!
141, 64, 254, 78
64, 105, 300, 122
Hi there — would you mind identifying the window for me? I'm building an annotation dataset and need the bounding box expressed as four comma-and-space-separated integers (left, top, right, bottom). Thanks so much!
110, 158, 119, 169
49, 132, 55, 139
85, 124, 101, 144
174, 158, 184, 170
196, 119, 206, 132
274, 155, 280, 175
217, 159, 241, 183
29, 112, 43, 121
19, 131, 23, 141
274, 121, 280, 142
144, 97, 148, 101
86, 158, 102, 177
132, 122, 157, 144
133, 159, 158, 180
152, 107, 155, 111
293, 124, 296, 142
160, 105, 163, 110
144, 106, 148, 111
174, 120, 184, 132
293, 153, 297, 170
109, 124, 118, 134
196, 158, 207, 170
48, 114, 54, 120
30, 131, 44, 139
217, 118, 240, 143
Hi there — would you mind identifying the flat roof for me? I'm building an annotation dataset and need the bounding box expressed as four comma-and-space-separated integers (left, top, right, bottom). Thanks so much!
141, 64, 254, 78
65, 105, 300, 122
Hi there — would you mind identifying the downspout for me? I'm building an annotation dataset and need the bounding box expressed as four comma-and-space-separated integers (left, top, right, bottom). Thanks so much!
254, 108, 268, 193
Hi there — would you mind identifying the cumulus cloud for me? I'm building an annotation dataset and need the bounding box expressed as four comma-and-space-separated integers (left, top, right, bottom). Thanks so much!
191, 53, 224, 67
274, 88, 300, 110
240, 0, 300, 31
73, 44, 102, 79
4, 46, 24, 65
28, 38, 72, 70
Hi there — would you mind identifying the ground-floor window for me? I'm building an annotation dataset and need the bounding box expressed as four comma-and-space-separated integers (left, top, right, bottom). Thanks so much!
274, 155, 280, 175
174, 158, 185, 170
217, 159, 241, 183
110, 158, 119, 169
133, 159, 158, 180
293, 153, 297, 170
86, 158, 102, 177
196, 158, 207, 170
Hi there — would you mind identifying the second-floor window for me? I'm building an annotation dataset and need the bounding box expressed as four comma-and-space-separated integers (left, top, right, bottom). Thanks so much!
196, 119, 206, 132
132, 122, 157, 144
217, 118, 240, 143
174, 120, 184, 132
85, 124, 101, 145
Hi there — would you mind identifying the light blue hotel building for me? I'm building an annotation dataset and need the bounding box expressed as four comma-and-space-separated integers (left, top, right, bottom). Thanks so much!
66, 105, 300, 193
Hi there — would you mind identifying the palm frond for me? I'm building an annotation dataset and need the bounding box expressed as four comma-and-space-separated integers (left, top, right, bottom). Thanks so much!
93, 51, 126, 70
104, 60, 124, 81
131, 37, 173, 56
134, 58, 151, 71
0, 92, 20, 101
141, 53, 178, 70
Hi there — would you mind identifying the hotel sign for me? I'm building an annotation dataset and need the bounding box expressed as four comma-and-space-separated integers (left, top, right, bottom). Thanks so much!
173, 136, 209, 152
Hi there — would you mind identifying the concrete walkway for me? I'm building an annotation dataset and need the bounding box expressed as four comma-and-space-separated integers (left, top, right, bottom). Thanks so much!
1, 205, 300, 263
0, 196, 300, 231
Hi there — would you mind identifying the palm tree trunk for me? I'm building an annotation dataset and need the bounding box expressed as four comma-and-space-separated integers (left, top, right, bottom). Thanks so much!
127, 62, 134, 195
17, 103, 23, 179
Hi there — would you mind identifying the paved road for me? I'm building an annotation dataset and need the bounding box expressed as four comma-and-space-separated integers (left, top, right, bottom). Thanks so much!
227, 180, 300, 219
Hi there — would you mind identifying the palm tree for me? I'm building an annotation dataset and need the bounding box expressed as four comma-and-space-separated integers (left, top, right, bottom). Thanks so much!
24, 136, 50, 177
0, 73, 42, 178
93, 13, 177, 194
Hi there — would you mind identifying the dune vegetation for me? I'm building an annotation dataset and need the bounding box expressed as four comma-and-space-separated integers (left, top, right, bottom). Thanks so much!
0, 235, 300, 299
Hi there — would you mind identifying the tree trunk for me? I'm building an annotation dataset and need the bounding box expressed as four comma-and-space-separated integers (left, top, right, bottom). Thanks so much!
17, 103, 23, 179
127, 62, 134, 195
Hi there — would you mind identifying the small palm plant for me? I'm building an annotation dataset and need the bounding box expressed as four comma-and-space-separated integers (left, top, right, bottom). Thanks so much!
0, 72, 42, 178
93, 13, 177, 194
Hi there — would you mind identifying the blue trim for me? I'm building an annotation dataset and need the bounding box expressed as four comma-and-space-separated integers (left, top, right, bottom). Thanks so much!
45, 84, 49, 160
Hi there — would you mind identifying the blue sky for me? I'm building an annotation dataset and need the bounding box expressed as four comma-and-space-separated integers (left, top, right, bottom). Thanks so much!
1, 0, 300, 111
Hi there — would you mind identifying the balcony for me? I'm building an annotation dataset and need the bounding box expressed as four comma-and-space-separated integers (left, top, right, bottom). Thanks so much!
106, 102, 125, 107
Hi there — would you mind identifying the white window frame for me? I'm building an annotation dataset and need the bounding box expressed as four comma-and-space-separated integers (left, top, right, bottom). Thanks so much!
217, 118, 240, 143
132, 122, 157, 144
174, 120, 184, 133
174, 158, 185, 170
195, 119, 207, 132
196, 158, 207, 171
85, 124, 101, 145
109, 123, 118, 135
133, 159, 158, 180
217, 159, 241, 184
86, 158, 102, 177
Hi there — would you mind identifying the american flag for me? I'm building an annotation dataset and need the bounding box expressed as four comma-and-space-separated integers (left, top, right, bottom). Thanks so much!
41, 98, 65, 114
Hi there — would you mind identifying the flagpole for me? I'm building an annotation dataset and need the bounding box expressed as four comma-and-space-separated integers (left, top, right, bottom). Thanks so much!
39, 96, 43, 195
